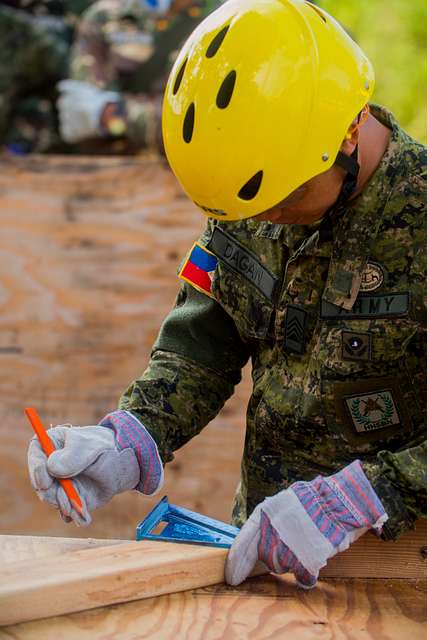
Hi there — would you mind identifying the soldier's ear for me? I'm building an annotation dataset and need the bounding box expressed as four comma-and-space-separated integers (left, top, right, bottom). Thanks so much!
340, 127, 359, 157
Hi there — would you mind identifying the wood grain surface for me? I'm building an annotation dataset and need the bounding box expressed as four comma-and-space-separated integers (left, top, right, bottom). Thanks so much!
0, 534, 426, 639
1, 578, 426, 640
0, 154, 249, 541
0, 534, 126, 564
2, 520, 427, 578
1, 529, 426, 625
0, 539, 230, 625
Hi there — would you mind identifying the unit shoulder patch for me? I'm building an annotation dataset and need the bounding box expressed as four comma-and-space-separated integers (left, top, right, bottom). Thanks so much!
178, 242, 217, 298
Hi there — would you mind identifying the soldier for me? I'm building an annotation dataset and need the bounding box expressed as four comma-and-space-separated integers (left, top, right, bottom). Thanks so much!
0, 1, 93, 154
56, 0, 222, 153
28, 0, 426, 588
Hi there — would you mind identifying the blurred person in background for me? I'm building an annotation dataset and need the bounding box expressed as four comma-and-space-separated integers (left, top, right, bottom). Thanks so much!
0, 0, 93, 154
56, 0, 223, 154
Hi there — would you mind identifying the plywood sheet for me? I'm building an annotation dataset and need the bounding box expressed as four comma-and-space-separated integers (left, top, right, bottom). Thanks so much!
1, 575, 426, 640
0, 154, 249, 541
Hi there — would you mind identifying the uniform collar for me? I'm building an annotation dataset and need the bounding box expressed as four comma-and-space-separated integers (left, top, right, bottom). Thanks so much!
248, 106, 406, 310
295, 105, 405, 310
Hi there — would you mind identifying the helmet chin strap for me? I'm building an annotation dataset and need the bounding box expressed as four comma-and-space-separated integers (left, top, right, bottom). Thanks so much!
319, 146, 359, 242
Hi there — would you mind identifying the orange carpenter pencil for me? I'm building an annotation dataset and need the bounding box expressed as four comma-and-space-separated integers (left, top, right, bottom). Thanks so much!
24, 407, 85, 517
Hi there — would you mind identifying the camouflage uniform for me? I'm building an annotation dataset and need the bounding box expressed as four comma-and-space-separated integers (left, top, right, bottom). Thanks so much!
119, 105, 427, 540
69, 0, 222, 152
0, 1, 93, 153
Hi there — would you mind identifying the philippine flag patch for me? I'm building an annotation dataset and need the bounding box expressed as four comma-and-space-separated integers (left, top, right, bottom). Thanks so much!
178, 243, 218, 298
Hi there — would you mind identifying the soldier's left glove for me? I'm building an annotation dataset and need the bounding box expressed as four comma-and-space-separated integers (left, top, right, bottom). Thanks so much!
57, 79, 122, 143
225, 460, 388, 589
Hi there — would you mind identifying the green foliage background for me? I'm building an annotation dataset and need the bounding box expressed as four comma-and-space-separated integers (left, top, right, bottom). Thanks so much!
319, 0, 427, 143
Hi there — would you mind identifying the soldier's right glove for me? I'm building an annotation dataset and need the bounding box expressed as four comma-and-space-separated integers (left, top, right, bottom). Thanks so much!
28, 411, 164, 526
57, 79, 122, 143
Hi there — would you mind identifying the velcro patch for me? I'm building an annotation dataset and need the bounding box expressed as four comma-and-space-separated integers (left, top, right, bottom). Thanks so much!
207, 227, 277, 300
360, 261, 385, 292
178, 243, 217, 298
321, 292, 409, 319
341, 331, 372, 362
333, 378, 411, 445
345, 390, 399, 433
284, 305, 307, 354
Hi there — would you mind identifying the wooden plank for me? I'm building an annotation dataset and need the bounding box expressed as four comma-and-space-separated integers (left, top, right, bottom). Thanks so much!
0, 535, 126, 565
2, 519, 427, 576
1, 520, 427, 626
1, 519, 426, 578
1, 536, 426, 639
0, 540, 231, 625
1, 576, 426, 640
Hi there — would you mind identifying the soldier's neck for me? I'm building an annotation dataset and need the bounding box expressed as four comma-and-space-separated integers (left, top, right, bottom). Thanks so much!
350, 113, 392, 201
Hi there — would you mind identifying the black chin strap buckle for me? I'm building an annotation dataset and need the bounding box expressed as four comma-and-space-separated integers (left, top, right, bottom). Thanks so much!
335, 149, 359, 178
319, 146, 359, 243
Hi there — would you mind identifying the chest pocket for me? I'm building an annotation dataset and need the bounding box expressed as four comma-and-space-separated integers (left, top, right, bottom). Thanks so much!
211, 262, 275, 339
207, 226, 279, 340
318, 312, 423, 449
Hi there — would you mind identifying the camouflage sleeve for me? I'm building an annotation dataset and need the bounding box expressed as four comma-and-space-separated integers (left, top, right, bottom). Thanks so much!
363, 441, 427, 540
118, 283, 250, 463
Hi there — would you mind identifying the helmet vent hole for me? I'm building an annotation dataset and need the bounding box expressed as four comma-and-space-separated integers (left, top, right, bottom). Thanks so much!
173, 57, 188, 95
216, 70, 236, 109
183, 102, 195, 143
206, 25, 229, 58
238, 170, 263, 201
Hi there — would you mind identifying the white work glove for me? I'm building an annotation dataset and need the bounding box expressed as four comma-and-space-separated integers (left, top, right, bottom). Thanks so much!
57, 79, 121, 143
225, 460, 388, 588
27, 411, 164, 526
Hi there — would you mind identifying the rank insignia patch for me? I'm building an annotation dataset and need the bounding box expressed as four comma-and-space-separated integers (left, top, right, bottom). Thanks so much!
341, 331, 372, 361
178, 243, 218, 298
284, 305, 307, 354
345, 389, 399, 433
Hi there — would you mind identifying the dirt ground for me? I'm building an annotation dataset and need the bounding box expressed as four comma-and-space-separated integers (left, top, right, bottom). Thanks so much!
0, 154, 251, 541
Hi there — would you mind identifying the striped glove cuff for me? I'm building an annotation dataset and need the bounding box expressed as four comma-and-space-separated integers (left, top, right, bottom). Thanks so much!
99, 410, 164, 496
291, 460, 388, 551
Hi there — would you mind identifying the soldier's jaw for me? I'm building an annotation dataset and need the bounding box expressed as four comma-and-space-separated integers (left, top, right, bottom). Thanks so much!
255, 207, 323, 225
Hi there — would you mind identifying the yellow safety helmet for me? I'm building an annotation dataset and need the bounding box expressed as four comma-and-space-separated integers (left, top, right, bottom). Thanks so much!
162, 0, 374, 221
